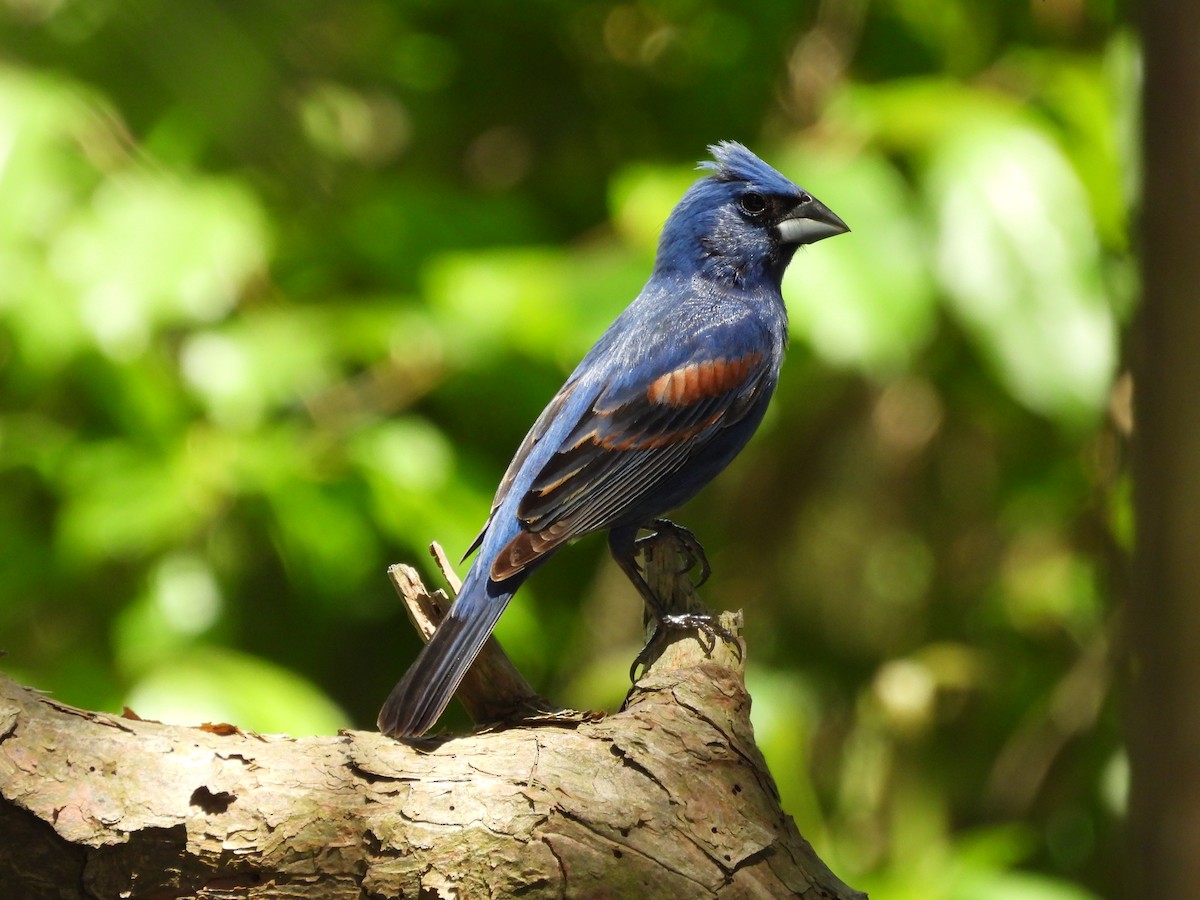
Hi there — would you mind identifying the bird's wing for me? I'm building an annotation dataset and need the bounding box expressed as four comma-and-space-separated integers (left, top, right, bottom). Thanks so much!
488, 320, 775, 580
461, 378, 581, 561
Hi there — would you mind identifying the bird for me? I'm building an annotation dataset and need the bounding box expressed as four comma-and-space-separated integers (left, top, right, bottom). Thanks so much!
378, 141, 849, 737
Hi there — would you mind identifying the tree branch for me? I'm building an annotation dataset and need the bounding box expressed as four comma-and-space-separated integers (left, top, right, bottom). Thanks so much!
0, 537, 864, 899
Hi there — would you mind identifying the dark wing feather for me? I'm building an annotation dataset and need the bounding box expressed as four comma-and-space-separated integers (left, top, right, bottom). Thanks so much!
490, 349, 770, 580
462, 379, 579, 561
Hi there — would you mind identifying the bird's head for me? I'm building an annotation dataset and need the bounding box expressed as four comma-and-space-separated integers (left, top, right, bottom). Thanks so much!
655, 141, 849, 288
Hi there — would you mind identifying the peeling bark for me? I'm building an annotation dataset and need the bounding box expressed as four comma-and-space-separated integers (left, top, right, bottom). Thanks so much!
0, 537, 863, 899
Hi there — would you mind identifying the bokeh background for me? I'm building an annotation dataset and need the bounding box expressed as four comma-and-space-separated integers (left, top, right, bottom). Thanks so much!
0, 1, 1134, 897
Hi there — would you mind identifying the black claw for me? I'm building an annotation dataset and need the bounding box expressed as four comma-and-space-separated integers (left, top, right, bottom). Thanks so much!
659, 611, 739, 657
629, 645, 652, 682
629, 611, 742, 683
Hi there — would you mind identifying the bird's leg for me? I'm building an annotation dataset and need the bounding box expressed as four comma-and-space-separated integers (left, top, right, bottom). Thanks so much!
635, 517, 712, 585
609, 525, 739, 681
609, 526, 668, 617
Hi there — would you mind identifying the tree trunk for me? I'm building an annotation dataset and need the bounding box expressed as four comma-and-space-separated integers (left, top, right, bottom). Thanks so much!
1129, 0, 1200, 897
0, 538, 863, 899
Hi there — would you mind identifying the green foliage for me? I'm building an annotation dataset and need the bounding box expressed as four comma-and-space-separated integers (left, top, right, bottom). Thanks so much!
0, 0, 1132, 895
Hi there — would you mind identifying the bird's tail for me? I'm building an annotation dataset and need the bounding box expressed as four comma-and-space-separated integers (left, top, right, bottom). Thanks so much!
377, 564, 516, 738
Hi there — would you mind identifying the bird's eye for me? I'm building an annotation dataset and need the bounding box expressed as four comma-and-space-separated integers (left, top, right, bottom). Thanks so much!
739, 192, 767, 216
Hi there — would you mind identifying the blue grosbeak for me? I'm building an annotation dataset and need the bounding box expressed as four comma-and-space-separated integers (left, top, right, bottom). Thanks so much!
379, 142, 848, 737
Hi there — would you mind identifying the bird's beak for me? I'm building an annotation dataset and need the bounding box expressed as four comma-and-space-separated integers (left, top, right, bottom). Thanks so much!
776, 195, 850, 246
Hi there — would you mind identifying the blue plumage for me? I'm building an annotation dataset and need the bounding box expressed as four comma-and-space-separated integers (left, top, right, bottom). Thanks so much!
378, 142, 848, 737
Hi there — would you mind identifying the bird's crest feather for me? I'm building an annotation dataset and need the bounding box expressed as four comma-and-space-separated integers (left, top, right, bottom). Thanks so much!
699, 141, 793, 193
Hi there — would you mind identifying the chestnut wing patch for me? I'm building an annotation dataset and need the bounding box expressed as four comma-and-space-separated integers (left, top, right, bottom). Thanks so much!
490, 351, 769, 581
646, 354, 762, 407
490, 520, 574, 582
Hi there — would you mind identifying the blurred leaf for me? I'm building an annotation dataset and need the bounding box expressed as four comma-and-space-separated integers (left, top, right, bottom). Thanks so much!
123, 646, 350, 735
0, 69, 104, 244
782, 148, 937, 371
267, 480, 379, 596
58, 440, 212, 561
113, 553, 224, 676
349, 415, 482, 556
746, 666, 825, 836
425, 248, 573, 362
1019, 48, 1132, 249
425, 243, 641, 367
957, 871, 1101, 900
181, 308, 338, 428
928, 120, 1116, 424
830, 78, 1017, 154
609, 163, 698, 253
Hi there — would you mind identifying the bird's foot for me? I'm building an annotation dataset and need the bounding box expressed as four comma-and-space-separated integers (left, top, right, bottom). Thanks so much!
628, 610, 742, 681
659, 611, 740, 655
636, 518, 712, 585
